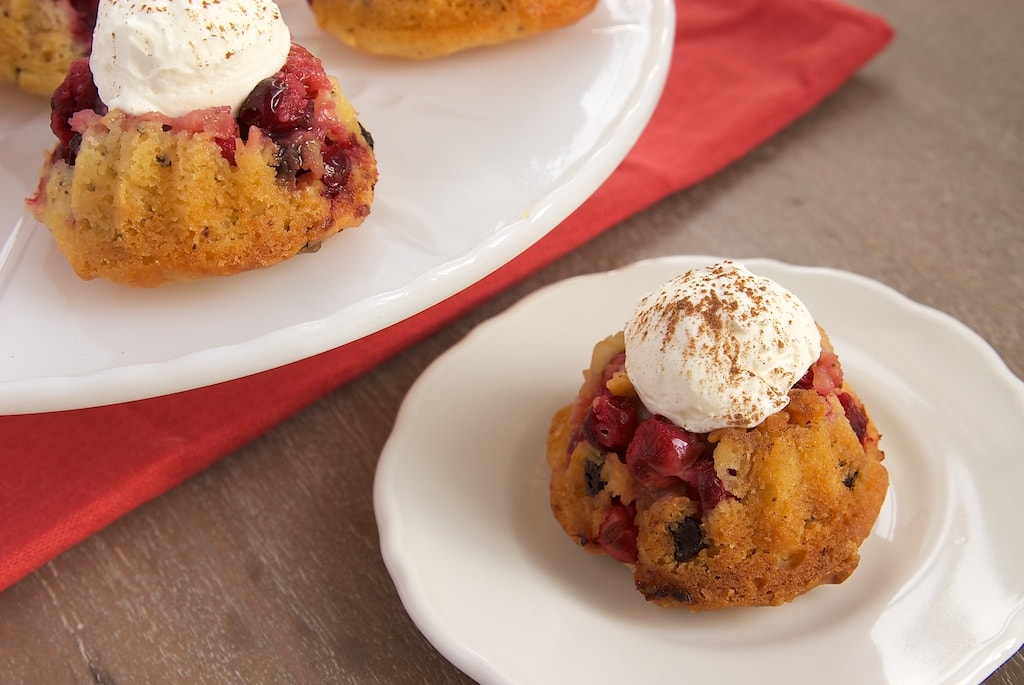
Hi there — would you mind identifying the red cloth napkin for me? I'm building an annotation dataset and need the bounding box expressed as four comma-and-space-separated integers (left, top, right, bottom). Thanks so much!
0, 0, 892, 592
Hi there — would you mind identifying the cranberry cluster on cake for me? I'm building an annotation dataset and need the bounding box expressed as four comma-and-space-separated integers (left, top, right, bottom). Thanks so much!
0, 0, 98, 96
307, 0, 598, 59
546, 262, 888, 611
26, 0, 377, 287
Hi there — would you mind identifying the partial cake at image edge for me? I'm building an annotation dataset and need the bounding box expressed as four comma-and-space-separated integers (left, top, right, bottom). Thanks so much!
25, 0, 377, 288
0, 0, 98, 96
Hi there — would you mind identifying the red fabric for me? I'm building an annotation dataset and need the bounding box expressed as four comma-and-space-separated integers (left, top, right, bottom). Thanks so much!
0, 0, 892, 592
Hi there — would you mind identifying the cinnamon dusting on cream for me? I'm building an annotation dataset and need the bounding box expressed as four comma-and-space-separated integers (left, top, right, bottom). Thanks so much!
623, 261, 822, 433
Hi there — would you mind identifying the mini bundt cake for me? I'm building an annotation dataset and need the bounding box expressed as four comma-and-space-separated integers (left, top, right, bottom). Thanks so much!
546, 262, 888, 610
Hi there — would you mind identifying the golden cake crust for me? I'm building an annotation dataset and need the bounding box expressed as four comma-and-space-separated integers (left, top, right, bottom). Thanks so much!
29, 73, 377, 287
546, 330, 888, 611
0, 0, 89, 96
308, 0, 599, 59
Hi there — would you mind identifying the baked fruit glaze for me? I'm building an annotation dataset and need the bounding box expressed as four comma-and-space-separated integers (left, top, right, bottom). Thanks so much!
48, 43, 373, 198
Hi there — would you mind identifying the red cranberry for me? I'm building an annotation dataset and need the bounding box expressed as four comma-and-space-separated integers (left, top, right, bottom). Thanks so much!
838, 391, 869, 444
582, 394, 640, 455
625, 416, 707, 489
233, 45, 369, 198
50, 57, 104, 164
683, 458, 733, 513
794, 349, 844, 395
597, 500, 638, 563
320, 139, 352, 194
280, 44, 333, 93
237, 74, 314, 141
68, 0, 99, 45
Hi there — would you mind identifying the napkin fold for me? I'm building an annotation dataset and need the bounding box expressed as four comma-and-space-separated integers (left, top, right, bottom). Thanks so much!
0, 0, 893, 593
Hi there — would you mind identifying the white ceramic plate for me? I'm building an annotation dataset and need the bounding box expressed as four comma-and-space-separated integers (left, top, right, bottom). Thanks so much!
0, 0, 673, 414
375, 256, 1024, 685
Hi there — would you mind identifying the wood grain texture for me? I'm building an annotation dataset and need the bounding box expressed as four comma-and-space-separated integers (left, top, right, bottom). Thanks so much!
1, 0, 1021, 682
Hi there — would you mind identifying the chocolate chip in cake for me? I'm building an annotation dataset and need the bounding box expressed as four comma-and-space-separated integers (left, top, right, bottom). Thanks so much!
583, 455, 607, 496
670, 515, 707, 562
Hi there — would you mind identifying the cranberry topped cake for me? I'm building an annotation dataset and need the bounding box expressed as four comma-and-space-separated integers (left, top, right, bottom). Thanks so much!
307, 0, 599, 59
0, 0, 98, 96
546, 262, 888, 611
26, 0, 377, 287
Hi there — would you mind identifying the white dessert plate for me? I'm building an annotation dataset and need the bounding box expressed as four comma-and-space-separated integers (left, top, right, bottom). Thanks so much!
0, 0, 673, 414
375, 255, 1024, 685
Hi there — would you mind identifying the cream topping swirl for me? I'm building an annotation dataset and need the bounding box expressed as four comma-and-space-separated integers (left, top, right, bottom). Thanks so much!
90, 0, 291, 117
623, 261, 822, 433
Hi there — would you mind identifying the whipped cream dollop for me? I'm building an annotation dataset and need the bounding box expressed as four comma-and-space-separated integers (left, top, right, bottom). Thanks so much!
90, 0, 291, 117
623, 261, 822, 433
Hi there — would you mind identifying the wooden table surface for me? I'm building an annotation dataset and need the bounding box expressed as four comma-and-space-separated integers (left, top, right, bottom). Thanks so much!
3, 0, 1022, 682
